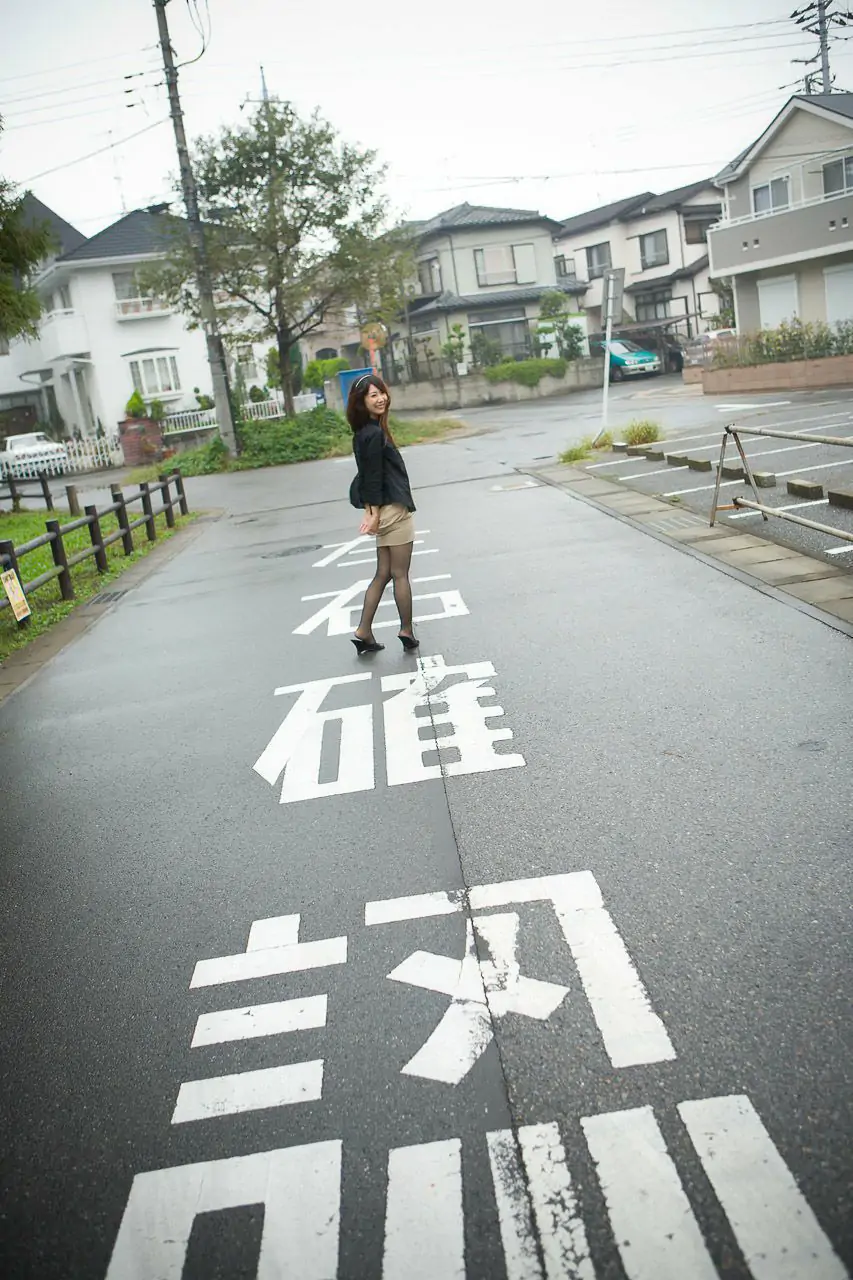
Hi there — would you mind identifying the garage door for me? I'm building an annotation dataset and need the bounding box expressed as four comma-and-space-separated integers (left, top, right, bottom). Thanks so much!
825, 264, 853, 325
757, 275, 798, 329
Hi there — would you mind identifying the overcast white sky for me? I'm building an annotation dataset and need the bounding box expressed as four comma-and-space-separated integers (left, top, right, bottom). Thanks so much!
2, 0, 852, 238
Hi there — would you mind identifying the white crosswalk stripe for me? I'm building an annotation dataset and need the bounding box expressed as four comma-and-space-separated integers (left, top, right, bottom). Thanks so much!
105, 1095, 848, 1279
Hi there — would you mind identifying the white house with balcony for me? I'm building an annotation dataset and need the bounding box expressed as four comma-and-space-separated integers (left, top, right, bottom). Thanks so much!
708, 93, 853, 333
553, 183, 723, 338
0, 203, 272, 439
401, 203, 585, 371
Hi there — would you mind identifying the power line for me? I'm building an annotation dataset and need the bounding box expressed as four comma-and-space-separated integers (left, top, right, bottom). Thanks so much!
2, 103, 144, 131
3, 87, 148, 121
0, 51, 150, 88
18, 119, 169, 184
0, 69, 156, 109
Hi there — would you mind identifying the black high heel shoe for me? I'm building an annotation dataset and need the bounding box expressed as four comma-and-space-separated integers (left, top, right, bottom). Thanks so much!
351, 635, 385, 655
398, 633, 420, 651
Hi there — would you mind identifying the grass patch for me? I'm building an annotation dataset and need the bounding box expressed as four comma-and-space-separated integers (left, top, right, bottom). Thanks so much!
559, 431, 612, 465
0, 506, 196, 663
130, 409, 464, 484
483, 358, 567, 387
622, 419, 661, 446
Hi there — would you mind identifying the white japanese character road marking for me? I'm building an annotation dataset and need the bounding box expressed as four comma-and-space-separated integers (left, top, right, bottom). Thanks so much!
253, 672, 374, 803
381, 655, 525, 786
388, 913, 568, 1084
293, 576, 465, 637
368, 871, 674, 1074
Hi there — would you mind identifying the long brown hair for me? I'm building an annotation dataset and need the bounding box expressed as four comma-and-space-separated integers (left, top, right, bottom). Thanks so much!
346, 373, 394, 443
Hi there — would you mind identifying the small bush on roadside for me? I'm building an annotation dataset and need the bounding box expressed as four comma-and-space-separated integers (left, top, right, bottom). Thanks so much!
622, 419, 660, 446
559, 442, 592, 464
233, 406, 350, 468
483, 357, 567, 387
591, 431, 612, 450
167, 435, 230, 476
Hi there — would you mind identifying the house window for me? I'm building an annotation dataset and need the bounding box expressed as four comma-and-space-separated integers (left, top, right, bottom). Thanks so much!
634, 289, 672, 322
237, 344, 257, 380
752, 177, 790, 215
129, 354, 181, 397
639, 230, 669, 270
113, 271, 141, 301
468, 307, 530, 359
555, 255, 576, 278
586, 242, 611, 280
823, 155, 853, 196
684, 219, 715, 245
473, 244, 537, 288
417, 257, 442, 295
411, 316, 438, 335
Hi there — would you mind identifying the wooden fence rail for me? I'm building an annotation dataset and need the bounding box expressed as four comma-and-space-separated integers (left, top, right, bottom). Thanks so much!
0, 471, 189, 616
0, 472, 55, 511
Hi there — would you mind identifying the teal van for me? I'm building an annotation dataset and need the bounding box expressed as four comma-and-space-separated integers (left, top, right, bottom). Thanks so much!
591, 338, 662, 381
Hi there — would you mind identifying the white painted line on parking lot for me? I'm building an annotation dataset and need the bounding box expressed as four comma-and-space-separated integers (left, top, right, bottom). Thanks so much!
171, 1060, 324, 1123
383, 1139, 465, 1279
621, 429, 853, 482
715, 400, 791, 410
582, 1105, 718, 1280
191, 995, 328, 1047
826, 544, 853, 556
664, 458, 853, 498
679, 1094, 848, 1280
730, 498, 829, 520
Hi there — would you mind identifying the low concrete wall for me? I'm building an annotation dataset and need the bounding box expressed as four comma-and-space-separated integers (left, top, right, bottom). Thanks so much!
701, 353, 853, 395
682, 366, 703, 385
326, 359, 604, 413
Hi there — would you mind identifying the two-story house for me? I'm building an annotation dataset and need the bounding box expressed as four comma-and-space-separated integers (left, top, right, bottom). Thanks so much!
0, 203, 274, 438
554, 182, 723, 338
401, 203, 586, 371
708, 93, 853, 333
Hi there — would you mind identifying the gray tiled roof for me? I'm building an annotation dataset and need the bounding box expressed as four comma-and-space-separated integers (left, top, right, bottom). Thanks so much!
59, 207, 184, 262
629, 182, 720, 215
558, 193, 653, 237
415, 202, 563, 237
21, 194, 86, 257
409, 281, 587, 317
623, 255, 709, 293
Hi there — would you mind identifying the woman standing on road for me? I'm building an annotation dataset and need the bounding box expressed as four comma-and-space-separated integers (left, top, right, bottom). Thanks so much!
347, 373, 419, 655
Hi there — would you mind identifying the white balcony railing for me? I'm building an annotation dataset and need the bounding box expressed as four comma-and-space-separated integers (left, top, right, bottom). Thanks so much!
39, 308, 90, 362
717, 185, 853, 229
114, 297, 173, 320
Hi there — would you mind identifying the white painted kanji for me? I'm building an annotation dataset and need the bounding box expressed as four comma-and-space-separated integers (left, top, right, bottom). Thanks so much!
367, 871, 675, 1078
381, 654, 525, 786
253, 656, 523, 803
389, 912, 568, 1084
253, 672, 373, 803
293, 576, 467, 637
312, 531, 437, 570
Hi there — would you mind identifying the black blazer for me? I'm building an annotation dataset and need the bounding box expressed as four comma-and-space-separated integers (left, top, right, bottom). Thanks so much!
352, 421, 416, 511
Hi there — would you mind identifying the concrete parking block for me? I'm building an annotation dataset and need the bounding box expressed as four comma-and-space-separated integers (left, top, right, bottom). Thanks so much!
626, 445, 650, 456
645, 449, 666, 461
666, 453, 690, 466
613, 441, 629, 452
828, 487, 853, 511
722, 464, 745, 479
787, 478, 824, 499
785, 576, 853, 605
687, 457, 713, 471
753, 472, 776, 487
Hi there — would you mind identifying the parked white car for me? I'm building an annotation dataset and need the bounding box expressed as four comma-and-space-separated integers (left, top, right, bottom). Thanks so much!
0, 432, 69, 480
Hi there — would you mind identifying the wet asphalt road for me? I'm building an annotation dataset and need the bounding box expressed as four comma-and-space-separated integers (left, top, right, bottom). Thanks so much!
1, 385, 852, 1279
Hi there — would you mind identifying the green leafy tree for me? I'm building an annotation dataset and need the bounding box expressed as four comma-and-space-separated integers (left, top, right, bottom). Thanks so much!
0, 119, 55, 345
266, 344, 304, 396
536, 291, 585, 360
146, 101, 412, 416
304, 356, 349, 392
441, 323, 467, 369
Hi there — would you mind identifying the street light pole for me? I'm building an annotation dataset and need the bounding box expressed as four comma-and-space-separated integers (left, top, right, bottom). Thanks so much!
152, 0, 237, 455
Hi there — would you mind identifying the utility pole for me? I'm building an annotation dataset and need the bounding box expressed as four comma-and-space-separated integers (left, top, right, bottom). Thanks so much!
153, 0, 238, 455
792, 1, 853, 93
819, 0, 832, 91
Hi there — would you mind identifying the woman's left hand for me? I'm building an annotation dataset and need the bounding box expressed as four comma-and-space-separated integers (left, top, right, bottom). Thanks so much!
359, 514, 380, 535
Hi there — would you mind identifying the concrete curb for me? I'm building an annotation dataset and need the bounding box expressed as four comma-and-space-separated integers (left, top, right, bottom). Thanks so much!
524, 465, 853, 638
0, 513, 220, 709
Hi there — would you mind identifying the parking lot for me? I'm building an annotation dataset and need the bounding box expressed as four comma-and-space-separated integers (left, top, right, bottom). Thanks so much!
578, 392, 853, 565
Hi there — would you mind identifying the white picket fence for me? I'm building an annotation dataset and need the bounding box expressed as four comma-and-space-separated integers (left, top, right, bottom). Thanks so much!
65, 436, 124, 472
162, 392, 318, 436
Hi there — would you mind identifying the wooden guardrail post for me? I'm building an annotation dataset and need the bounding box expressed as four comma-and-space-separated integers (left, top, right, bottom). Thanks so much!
139, 482, 157, 542
110, 484, 134, 556
8, 475, 20, 513
0, 538, 20, 578
45, 519, 74, 600
39, 471, 53, 509
66, 483, 81, 517
85, 504, 109, 573
158, 474, 176, 529
173, 470, 189, 516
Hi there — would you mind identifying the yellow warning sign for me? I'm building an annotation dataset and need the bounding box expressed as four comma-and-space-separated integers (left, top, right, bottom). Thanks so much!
1, 568, 31, 622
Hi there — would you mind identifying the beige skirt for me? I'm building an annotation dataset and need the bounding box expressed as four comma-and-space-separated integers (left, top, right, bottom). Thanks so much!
376, 503, 415, 547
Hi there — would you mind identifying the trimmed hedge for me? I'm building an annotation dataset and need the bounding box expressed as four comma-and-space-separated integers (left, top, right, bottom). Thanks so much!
482, 357, 567, 387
